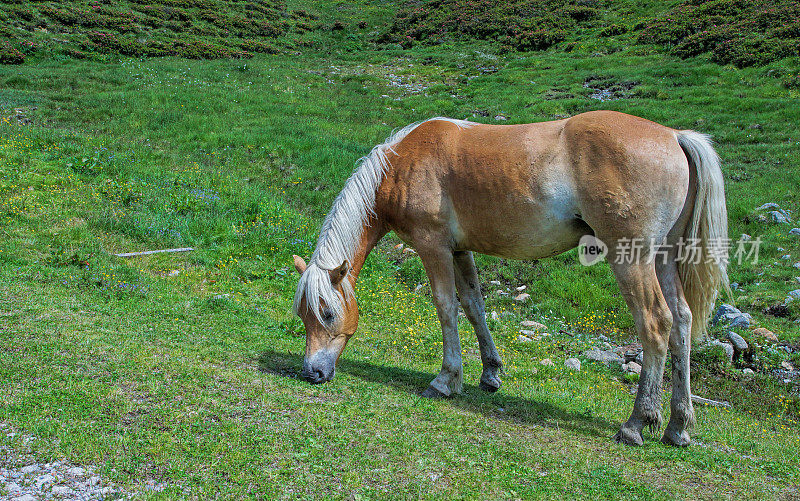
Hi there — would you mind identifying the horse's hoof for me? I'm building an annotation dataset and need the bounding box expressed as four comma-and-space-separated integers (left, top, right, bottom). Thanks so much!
478, 379, 500, 393
661, 428, 691, 447
421, 384, 449, 398
614, 427, 644, 446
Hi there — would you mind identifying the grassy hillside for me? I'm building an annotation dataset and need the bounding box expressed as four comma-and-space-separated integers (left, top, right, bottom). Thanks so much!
1, 0, 800, 498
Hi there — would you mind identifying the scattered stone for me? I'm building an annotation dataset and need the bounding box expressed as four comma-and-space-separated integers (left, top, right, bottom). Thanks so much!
393, 243, 404, 251
782, 254, 792, 260
790, 228, 800, 236
489, 280, 502, 286
513, 293, 530, 302
520, 320, 546, 331
517, 334, 533, 343
730, 313, 752, 329
635, 351, 643, 365
51, 485, 74, 497
494, 114, 508, 121
753, 327, 778, 343
413, 283, 426, 293
789, 289, 800, 300
623, 349, 641, 363
402, 247, 417, 255
540, 358, 554, 366
584, 349, 624, 366
782, 361, 795, 371
67, 467, 85, 477
564, 358, 581, 370
490, 311, 499, 321
755, 202, 780, 211
515, 285, 527, 291
20, 465, 39, 474
767, 211, 791, 224
743, 368, 755, 376
726, 331, 748, 354
625, 361, 642, 375
519, 330, 538, 338
35, 473, 56, 490
711, 340, 734, 362
795, 262, 800, 269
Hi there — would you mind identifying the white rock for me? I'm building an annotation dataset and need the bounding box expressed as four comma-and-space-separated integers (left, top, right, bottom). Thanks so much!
34, 473, 55, 489
490, 311, 499, 321
51, 485, 74, 497
513, 293, 530, 302
565, 358, 581, 370
67, 467, 85, 477
5, 481, 20, 492
20, 465, 39, 475
489, 280, 502, 286
755, 202, 780, 211
626, 361, 642, 375
519, 329, 538, 337
520, 320, 546, 331
516, 285, 527, 291
790, 228, 800, 236
540, 358, 554, 366
743, 368, 755, 376
517, 335, 533, 343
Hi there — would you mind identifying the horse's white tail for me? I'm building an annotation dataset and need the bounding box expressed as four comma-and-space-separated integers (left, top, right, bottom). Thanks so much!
676, 131, 731, 340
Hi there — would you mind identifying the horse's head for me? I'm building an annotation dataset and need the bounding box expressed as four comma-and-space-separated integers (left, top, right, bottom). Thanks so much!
292, 255, 358, 384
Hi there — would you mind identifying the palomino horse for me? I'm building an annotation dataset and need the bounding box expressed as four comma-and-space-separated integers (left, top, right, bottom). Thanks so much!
292, 111, 728, 446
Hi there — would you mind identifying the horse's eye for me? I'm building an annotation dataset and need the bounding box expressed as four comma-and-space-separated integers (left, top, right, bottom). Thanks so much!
321, 308, 334, 323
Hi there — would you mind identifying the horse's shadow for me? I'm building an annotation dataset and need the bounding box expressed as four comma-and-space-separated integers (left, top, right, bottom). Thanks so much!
258, 350, 617, 440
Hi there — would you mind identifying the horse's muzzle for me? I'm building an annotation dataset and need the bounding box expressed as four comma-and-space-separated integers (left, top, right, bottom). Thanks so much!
301, 357, 335, 384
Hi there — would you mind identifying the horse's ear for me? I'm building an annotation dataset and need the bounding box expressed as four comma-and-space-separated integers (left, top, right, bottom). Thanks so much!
293, 255, 307, 274
329, 260, 350, 286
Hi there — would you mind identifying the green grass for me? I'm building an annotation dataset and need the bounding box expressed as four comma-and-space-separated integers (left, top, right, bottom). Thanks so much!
1, 1, 800, 498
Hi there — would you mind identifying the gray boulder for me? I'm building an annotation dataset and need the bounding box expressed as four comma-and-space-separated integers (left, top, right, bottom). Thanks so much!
790, 228, 800, 236
712, 340, 734, 362
726, 331, 748, 355
585, 349, 624, 366
564, 358, 581, 371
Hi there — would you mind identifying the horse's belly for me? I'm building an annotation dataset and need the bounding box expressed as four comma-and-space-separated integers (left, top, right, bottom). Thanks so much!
452, 194, 590, 260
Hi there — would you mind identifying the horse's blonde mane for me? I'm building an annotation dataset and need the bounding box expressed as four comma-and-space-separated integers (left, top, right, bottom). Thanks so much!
293, 117, 474, 325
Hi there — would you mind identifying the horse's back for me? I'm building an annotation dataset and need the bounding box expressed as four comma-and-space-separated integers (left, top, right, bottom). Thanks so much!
377, 112, 690, 259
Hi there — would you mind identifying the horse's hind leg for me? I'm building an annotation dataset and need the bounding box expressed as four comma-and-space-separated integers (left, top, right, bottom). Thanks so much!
611, 259, 673, 446
656, 256, 695, 446
453, 251, 503, 392
417, 246, 463, 397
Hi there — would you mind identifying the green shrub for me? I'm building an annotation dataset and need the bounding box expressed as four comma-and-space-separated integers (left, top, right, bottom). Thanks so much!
635, 0, 800, 67
0, 42, 25, 64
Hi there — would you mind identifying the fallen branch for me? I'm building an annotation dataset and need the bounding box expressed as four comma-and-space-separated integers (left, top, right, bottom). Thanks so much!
114, 247, 194, 258
691, 395, 732, 409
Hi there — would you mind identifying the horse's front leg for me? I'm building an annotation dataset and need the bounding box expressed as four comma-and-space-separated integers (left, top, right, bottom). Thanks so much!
417, 247, 463, 397
453, 251, 502, 392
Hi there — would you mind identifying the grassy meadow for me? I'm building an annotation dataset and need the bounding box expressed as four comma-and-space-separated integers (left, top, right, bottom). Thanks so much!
2, 0, 800, 498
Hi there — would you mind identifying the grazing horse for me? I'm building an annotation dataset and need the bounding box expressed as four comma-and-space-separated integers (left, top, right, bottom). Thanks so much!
292, 111, 729, 446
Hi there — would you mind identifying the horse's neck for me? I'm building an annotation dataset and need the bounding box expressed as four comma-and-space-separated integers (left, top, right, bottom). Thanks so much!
346, 217, 387, 288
